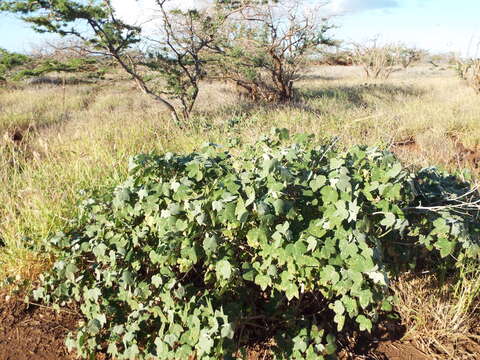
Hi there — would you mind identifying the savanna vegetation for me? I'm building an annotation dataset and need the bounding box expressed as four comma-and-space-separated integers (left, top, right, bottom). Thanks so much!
0, 0, 479, 359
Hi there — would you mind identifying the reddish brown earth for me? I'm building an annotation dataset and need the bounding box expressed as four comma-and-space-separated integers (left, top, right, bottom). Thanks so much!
337, 316, 431, 360
0, 293, 80, 360
392, 135, 480, 170
374, 342, 430, 360
450, 135, 480, 169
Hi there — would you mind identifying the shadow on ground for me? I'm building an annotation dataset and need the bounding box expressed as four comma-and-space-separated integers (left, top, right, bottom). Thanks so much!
300, 74, 340, 81
301, 83, 425, 108
192, 83, 425, 129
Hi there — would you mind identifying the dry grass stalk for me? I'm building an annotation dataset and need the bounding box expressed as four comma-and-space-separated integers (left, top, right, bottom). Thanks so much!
392, 273, 480, 359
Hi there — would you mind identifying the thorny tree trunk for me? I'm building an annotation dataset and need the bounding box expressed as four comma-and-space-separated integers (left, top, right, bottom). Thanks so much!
86, 15, 181, 123
269, 49, 295, 102
182, 87, 199, 120
114, 54, 180, 123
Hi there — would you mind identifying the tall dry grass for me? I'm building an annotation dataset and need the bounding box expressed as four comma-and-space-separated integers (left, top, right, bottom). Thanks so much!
393, 269, 480, 359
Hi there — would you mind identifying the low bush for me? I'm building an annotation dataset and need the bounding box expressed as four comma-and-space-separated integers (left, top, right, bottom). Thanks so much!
456, 58, 480, 94
32, 130, 479, 359
397, 46, 426, 69
317, 50, 354, 66
352, 41, 400, 79
0, 48, 30, 82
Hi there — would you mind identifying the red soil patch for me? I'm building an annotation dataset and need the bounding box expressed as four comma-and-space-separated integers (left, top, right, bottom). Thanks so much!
450, 135, 480, 169
392, 135, 480, 170
391, 136, 421, 157
0, 293, 80, 360
337, 316, 431, 360
375, 341, 430, 360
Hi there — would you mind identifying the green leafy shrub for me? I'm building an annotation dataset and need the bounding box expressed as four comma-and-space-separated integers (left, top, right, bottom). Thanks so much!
12, 57, 107, 81
33, 130, 479, 359
0, 48, 30, 81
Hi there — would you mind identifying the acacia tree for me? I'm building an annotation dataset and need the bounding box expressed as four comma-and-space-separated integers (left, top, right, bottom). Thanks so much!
456, 57, 480, 94
0, 0, 230, 122
351, 40, 425, 79
0, 48, 30, 82
141, 1, 232, 120
398, 46, 426, 69
211, 0, 334, 102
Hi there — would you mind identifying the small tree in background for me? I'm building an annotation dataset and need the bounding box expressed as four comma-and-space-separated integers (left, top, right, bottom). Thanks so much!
352, 40, 401, 80
140, 1, 234, 120
0, 48, 30, 82
1, 42, 111, 85
456, 59, 471, 81
318, 42, 354, 66
397, 45, 427, 69
18, 39, 114, 82
13, 57, 109, 82
470, 60, 480, 93
212, 0, 334, 102
456, 58, 480, 94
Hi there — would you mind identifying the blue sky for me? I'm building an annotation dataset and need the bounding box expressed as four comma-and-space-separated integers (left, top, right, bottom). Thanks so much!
1, 0, 479, 55
0, 13, 58, 53
332, 0, 480, 55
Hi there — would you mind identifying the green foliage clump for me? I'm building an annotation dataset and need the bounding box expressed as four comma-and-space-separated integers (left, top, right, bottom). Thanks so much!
0, 46, 109, 83
0, 48, 30, 81
13, 57, 107, 81
33, 130, 479, 359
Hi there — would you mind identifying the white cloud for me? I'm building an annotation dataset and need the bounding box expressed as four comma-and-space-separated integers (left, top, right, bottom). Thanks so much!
111, 0, 211, 28
110, 0, 402, 37
326, 0, 399, 14
112, 0, 398, 25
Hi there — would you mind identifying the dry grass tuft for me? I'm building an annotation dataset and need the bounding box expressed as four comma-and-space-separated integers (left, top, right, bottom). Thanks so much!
0, 247, 53, 290
392, 272, 480, 359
